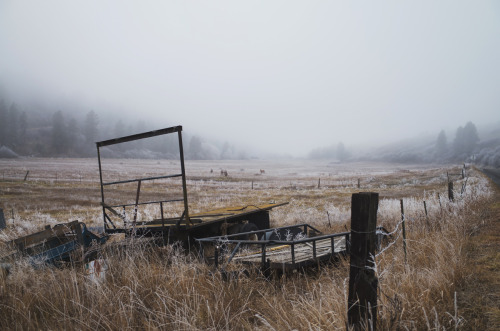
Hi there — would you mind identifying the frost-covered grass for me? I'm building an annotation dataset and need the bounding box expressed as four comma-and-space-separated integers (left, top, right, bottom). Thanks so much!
0, 158, 495, 329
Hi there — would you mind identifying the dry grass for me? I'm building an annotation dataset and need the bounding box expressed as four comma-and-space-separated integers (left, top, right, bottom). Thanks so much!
0, 158, 496, 330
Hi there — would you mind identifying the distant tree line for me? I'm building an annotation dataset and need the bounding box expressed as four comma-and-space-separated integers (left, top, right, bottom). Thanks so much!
0, 98, 245, 160
435, 121, 500, 167
0, 99, 115, 157
307, 120, 500, 168
308, 142, 350, 162
433, 121, 480, 161
376, 120, 497, 165
367, 121, 484, 164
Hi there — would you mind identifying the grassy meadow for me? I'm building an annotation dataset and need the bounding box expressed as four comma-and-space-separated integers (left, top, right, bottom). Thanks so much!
0, 158, 496, 330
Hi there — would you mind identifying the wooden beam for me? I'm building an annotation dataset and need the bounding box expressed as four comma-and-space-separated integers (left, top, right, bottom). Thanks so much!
348, 192, 379, 330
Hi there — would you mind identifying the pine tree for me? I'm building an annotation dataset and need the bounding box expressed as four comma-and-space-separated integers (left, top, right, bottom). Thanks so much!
337, 142, 349, 162
6, 103, 20, 148
453, 126, 465, 156
18, 111, 28, 152
189, 136, 203, 159
67, 117, 80, 154
51, 111, 68, 154
0, 100, 7, 146
84, 110, 99, 143
435, 130, 448, 155
453, 122, 479, 157
462, 121, 479, 154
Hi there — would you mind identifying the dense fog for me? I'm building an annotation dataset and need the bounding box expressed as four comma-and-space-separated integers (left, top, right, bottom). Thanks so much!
0, 2, 499, 163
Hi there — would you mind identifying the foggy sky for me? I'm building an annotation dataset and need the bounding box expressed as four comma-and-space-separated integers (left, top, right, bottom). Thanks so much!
1, 1, 499, 156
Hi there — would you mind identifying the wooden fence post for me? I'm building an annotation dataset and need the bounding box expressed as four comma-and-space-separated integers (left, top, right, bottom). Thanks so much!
423, 200, 430, 229
448, 182, 454, 202
400, 199, 407, 262
0, 208, 6, 230
348, 192, 379, 330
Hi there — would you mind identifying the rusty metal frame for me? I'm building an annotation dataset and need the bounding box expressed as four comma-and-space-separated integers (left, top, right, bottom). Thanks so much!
96, 125, 191, 233
196, 223, 350, 271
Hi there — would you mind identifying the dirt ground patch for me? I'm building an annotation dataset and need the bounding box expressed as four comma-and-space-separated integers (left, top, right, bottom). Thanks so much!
459, 171, 500, 329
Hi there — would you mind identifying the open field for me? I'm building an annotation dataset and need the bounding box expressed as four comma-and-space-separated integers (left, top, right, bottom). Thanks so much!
0, 158, 498, 330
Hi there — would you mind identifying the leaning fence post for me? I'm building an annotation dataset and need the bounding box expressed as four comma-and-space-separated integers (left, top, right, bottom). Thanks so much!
348, 192, 379, 330
461, 177, 468, 195
423, 200, 430, 229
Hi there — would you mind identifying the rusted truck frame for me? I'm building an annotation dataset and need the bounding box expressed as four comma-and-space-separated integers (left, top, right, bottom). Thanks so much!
2, 221, 107, 266
96, 125, 285, 245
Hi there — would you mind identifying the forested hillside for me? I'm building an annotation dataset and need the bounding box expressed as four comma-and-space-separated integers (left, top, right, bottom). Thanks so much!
0, 99, 245, 160
308, 121, 500, 168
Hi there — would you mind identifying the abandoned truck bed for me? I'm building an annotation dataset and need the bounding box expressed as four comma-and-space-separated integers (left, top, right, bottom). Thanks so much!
232, 236, 347, 271
197, 224, 351, 272
197, 224, 389, 272
108, 202, 288, 241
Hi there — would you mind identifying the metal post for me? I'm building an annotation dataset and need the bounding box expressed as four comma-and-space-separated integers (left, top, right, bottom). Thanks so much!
214, 246, 219, 269
177, 129, 191, 226
133, 180, 142, 226
161, 201, 166, 245
401, 199, 407, 262
261, 243, 266, 266
96, 145, 107, 231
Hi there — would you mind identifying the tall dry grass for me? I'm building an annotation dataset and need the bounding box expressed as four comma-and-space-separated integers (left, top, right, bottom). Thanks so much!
0, 161, 494, 329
